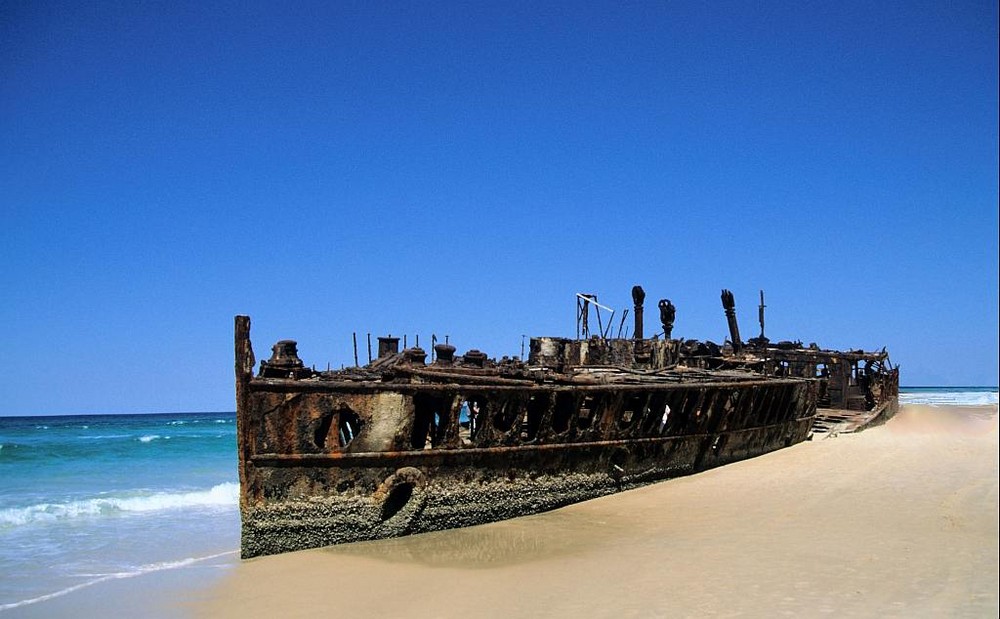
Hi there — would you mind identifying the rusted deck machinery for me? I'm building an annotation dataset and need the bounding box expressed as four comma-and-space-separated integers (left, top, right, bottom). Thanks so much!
699, 290, 899, 432
234, 286, 864, 558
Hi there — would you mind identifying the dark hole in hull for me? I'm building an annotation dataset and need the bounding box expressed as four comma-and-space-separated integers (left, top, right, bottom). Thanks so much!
381, 482, 414, 521
412, 393, 451, 449
492, 401, 518, 433
314, 414, 335, 449
522, 394, 547, 441
552, 392, 574, 434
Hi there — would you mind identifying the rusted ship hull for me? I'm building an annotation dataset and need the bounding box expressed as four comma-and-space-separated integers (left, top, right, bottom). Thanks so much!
234, 285, 900, 558
236, 316, 817, 558
240, 419, 813, 558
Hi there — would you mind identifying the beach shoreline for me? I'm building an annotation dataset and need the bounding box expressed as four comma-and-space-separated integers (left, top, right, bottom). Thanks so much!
4, 403, 996, 617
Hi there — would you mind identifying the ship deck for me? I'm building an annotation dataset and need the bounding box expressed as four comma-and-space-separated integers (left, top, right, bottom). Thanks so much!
811, 402, 896, 436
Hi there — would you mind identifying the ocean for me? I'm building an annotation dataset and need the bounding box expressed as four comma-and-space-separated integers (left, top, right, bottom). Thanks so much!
1, 387, 997, 614
898, 386, 999, 407
0, 413, 239, 613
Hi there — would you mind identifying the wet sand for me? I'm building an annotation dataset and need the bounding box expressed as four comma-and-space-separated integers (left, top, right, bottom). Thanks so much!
199, 404, 997, 618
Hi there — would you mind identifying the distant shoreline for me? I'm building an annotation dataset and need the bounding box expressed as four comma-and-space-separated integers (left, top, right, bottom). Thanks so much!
902, 385, 999, 389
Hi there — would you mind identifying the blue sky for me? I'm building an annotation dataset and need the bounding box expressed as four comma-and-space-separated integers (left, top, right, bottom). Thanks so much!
2, 1, 997, 415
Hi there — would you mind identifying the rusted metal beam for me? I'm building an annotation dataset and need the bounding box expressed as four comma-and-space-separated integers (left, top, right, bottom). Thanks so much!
721, 289, 743, 353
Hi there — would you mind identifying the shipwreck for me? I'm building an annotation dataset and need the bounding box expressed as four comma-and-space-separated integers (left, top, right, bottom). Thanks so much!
234, 286, 898, 558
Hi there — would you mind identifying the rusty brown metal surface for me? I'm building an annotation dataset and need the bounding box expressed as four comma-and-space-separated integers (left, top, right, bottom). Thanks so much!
234, 285, 898, 558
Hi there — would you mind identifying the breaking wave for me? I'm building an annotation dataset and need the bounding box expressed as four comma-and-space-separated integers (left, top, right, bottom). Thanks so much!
0, 482, 238, 528
900, 389, 998, 407
167, 418, 232, 426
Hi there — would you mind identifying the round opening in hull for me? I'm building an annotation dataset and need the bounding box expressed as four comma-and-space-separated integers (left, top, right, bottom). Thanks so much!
380, 482, 415, 521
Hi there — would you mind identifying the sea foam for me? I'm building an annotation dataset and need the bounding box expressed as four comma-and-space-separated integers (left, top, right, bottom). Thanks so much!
0, 482, 239, 527
900, 390, 999, 407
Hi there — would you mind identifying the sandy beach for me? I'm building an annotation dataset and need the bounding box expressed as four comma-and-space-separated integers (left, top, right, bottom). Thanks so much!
10, 404, 992, 618
187, 404, 998, 618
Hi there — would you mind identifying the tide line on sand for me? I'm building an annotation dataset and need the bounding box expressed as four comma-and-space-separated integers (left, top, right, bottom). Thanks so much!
0, 551, 238, 612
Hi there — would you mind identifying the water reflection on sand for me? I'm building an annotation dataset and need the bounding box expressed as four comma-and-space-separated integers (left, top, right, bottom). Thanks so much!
319, 508, 627, 569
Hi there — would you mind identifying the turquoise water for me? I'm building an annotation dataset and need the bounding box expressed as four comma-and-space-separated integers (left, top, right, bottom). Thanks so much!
0, 413, 239, 612
1, 388, 997, 612
898, 386, 998, 406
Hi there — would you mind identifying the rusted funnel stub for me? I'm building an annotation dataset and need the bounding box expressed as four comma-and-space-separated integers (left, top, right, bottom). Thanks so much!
377, 336, 400, 359
268, 340, 304, 368
403, 347, 427, 365
433, 343, 456, 365
260, 339, 313, 379
463, 349, 487, 368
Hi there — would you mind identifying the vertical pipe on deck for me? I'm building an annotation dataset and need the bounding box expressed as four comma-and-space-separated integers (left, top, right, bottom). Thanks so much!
721, 289, 743, 353
632, 285, 645, 340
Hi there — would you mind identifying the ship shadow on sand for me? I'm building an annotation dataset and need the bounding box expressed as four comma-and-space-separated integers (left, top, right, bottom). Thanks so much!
316, 506, 630, 569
